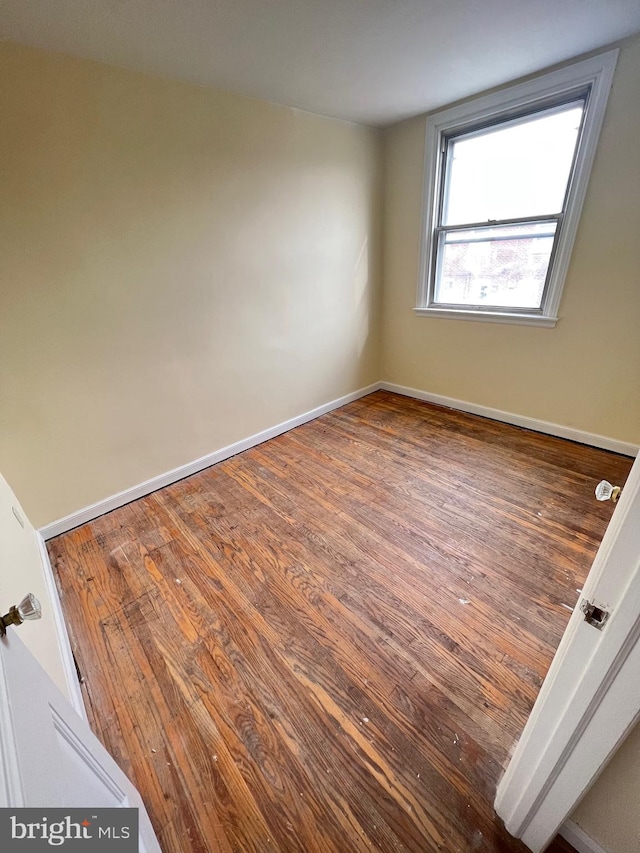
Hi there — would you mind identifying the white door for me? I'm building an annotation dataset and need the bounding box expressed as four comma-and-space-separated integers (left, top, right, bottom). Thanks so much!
0, 629, 162, 852
496, 451, 640, 851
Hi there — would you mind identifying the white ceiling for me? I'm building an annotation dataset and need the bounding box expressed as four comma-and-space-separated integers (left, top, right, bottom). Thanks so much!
2, 0, 639, 126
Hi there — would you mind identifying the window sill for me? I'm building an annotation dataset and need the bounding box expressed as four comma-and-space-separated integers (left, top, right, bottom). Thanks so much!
414, 307, 558, 328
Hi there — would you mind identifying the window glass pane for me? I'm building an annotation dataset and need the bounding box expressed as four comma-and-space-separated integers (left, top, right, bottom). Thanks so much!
442, 102, 584, 225
434, 222, 557, 309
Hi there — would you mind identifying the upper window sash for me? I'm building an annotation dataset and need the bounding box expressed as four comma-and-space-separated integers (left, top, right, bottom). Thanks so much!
437, 94, 588, 227
416, 50, 619, 327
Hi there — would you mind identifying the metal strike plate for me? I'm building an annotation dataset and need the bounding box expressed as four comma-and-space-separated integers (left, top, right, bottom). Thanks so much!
580, 599, 610, 630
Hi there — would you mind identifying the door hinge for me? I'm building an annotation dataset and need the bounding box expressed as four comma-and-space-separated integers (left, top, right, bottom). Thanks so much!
580, 599, 611, 630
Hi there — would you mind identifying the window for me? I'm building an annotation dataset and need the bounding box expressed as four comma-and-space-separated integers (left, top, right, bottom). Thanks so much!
417, 51, 618, 326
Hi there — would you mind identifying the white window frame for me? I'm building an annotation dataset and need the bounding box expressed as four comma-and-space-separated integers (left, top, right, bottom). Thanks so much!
416, 50, 618, 327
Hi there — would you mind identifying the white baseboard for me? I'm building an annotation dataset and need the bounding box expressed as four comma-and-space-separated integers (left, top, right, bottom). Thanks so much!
39, 379, 637, 541
560, 820, 608, 853
39, 383, 382, 540
379, 382, 638, 458
36, 532, 88, 720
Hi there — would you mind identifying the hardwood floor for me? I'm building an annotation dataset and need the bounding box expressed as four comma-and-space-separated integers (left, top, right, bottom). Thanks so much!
48, 391, 632, 852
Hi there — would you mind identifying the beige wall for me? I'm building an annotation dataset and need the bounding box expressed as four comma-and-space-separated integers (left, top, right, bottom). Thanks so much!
572, 720, 640, 852
381, 34, 640, 446
0, 43, 382, 527
0, 472, 69, 697
381, 37, 640, 852
2, 32, 640, 853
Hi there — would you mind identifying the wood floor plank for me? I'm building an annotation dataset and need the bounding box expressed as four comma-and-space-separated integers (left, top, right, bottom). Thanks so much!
215, 443, 547, 750
48, 391, 631, 852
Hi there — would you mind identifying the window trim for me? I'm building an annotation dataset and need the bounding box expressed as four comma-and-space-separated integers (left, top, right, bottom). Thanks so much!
416, 50, 619, 327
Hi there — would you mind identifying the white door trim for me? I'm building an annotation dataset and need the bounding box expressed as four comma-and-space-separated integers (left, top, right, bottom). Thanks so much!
560, 819, 608, 853
36, 533, 87, 720
495, 455, 640, 851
